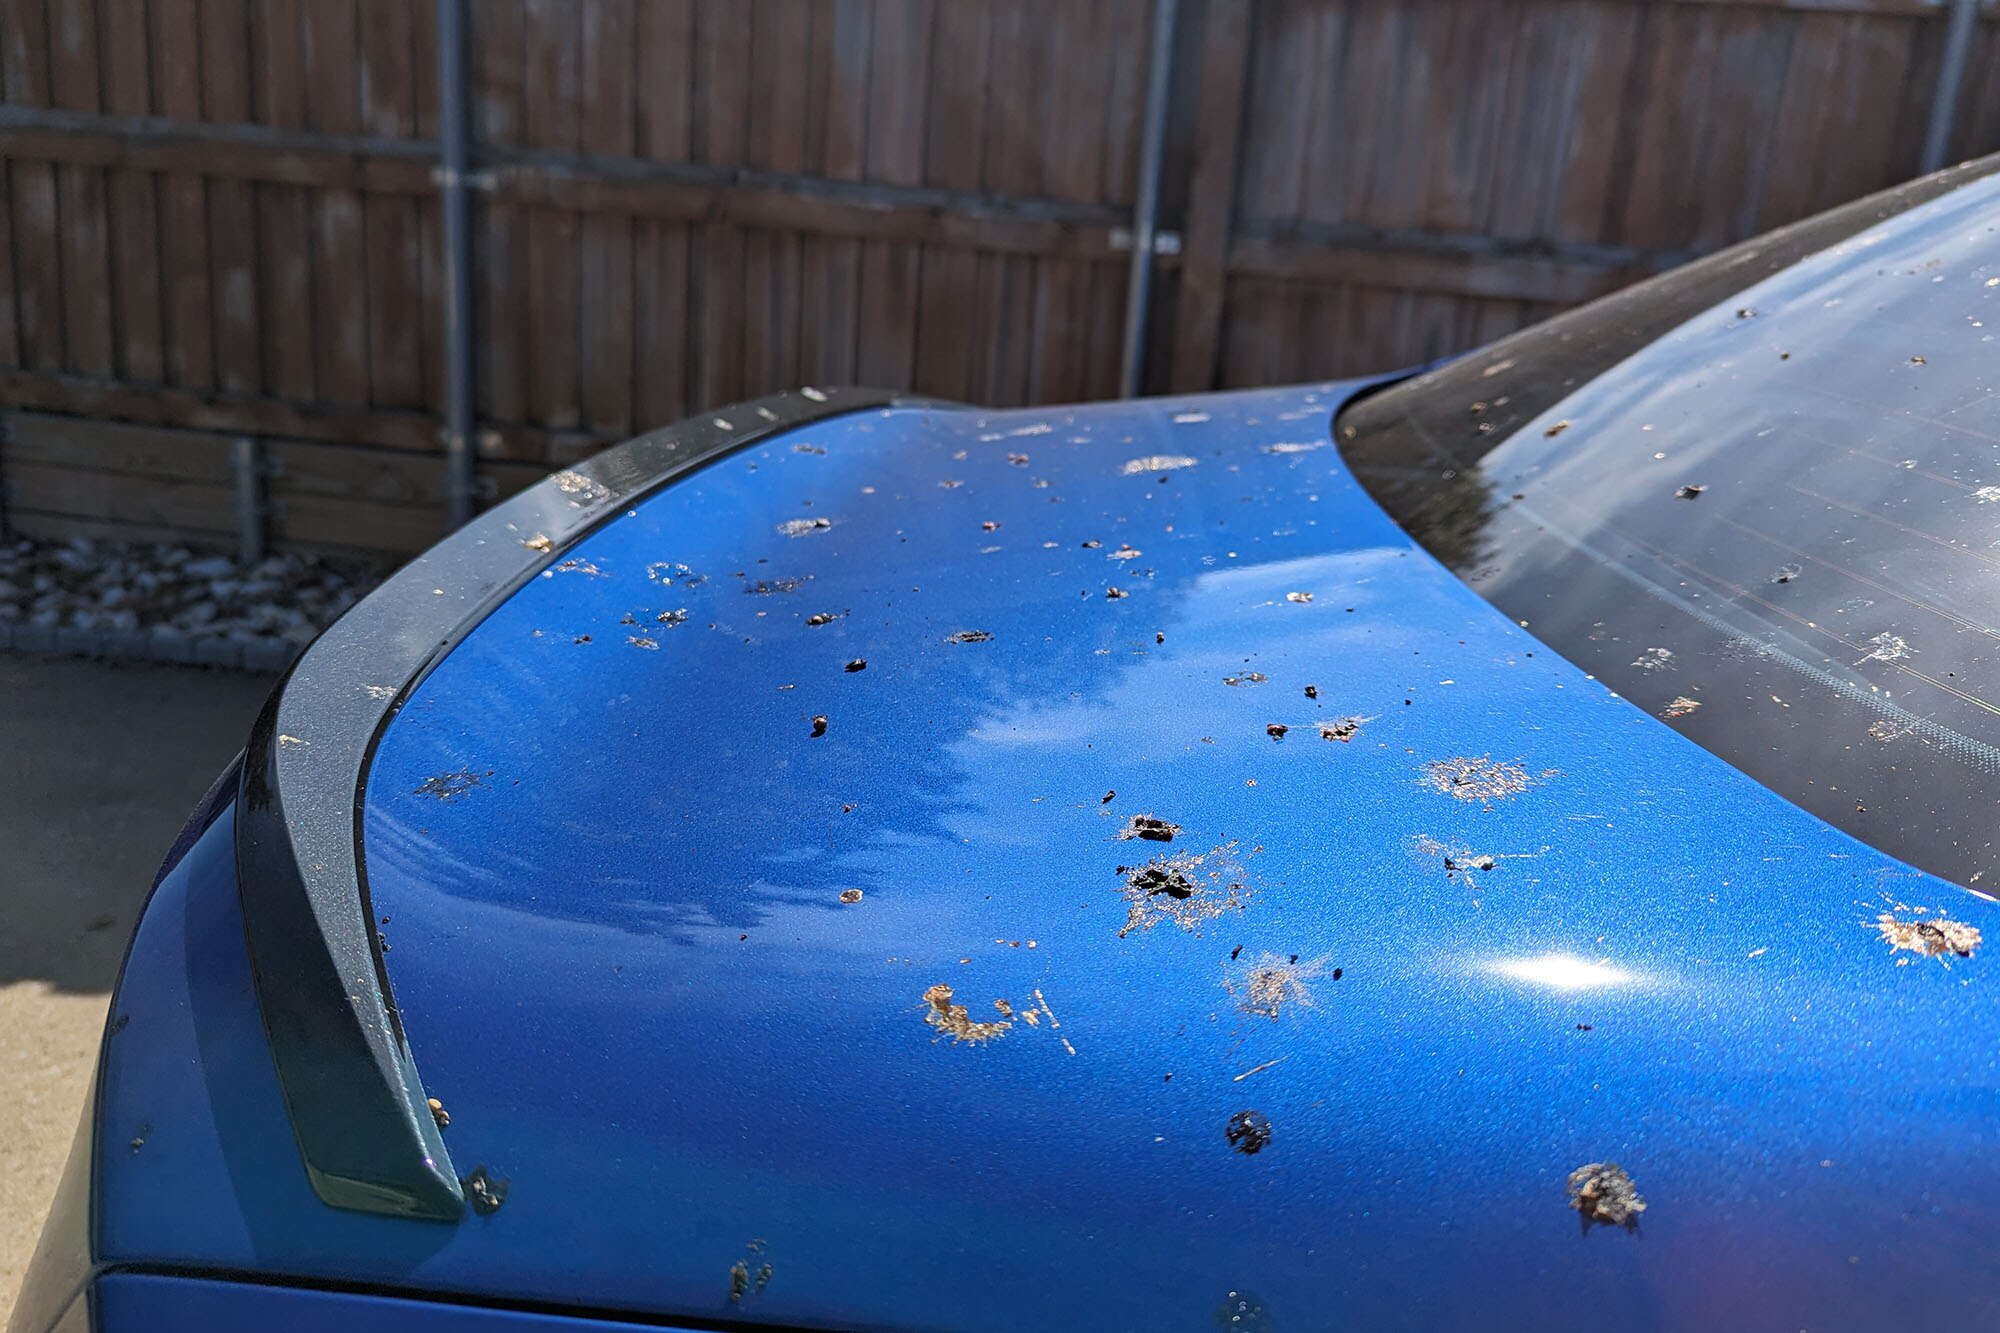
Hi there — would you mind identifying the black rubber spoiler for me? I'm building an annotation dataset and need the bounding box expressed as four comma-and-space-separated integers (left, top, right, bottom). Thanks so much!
234, 388, 904, 1220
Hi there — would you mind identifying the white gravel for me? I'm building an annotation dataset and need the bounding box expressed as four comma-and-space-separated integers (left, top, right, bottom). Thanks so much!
0, 537, 381, 648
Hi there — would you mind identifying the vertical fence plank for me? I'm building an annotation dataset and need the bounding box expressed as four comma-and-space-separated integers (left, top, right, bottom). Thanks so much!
471, 0, 527, 428
410, 0, 448, 419
100, 0, 162, 383
3, 0, 58, 374
252, 0, 316, 402
798, 0, 866, 386
1029, 257, 1087, 404
632, 218, 688, 426
523, 0, 581, 428
690, 0, 748, 407
1552, 0, 1644, 245
579, 0, 634, 434
852, 0, 932, 391
923, 0, 989, 192
199, 0, 262, 396
1481, 3, 1572, 244
797, 232, 858, 388
913, 0, 990, 399
48, 0, 114, 376
1098, 0, 1147, 208
982, 253, 1036, 406
855, 241, 916, 391
1167, 0, 1250, 391
301, 0, 368, 405
865, 0, 930, 187
1043, 0, 1107, 205
632, 0, 691, 424
149, 0, 213, 388
357, 0, 423, 409
0, 144, 18, 369
1946, 14, 2000, 165
982, 0, 1048, 199
1237, 0, 1316, 232
1298, 2, 1361, 230
748, 0, 810, 173
634, 0, 691, 163
814, 0, 869, 181
742, 0, 809, 395
913, 247, 977, 399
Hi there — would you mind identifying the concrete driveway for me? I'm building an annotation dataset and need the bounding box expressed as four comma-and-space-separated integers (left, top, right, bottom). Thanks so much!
0, 654, 272, 1323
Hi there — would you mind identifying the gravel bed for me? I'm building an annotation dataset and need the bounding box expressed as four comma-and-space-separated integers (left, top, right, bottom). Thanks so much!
0, 536, 385, 671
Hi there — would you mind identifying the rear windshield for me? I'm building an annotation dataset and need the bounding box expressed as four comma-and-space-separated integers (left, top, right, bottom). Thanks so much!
1337, 157, 2000, 895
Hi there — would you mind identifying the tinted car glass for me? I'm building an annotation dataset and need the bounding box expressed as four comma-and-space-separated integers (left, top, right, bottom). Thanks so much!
1338, 158, 2000, 894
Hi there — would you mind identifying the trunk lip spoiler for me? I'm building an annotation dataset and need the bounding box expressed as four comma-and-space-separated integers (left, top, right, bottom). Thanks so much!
233, 388, 912, 1220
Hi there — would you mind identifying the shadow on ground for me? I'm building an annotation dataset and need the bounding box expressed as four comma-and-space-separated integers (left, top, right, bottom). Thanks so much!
0, 654, 273, 994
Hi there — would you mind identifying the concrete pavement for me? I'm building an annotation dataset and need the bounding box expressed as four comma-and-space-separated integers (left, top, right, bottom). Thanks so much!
0, 654, 273, 1323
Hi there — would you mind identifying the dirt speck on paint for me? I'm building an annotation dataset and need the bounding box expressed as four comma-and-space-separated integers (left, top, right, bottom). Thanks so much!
1424, 755, 1536, 803
776, 517, 833, 537
728, 1240, 774, 1304
1568, 1162, 1646, 1231
1285, 591, 1313, 604
839, 888, 864, 904
1122, 454, 1198, 475
627, 635, 659, 650
1320, 716, 1367, 742
1223, 672, 1267, 687
1662, 696, 1701, 719
552, 470, 610, 503
1265, 723, 1288, 740
810, 715, 829, 738
806, 612, 842, 626
922, 983, 1012, 1044
1115, 844, 1253, 938
521, 533, 553, 552
1119, 814, 1181, 843
1225, 1109, 1272, 1155
427, 1097, 449, 1129
845, 658, 867, 672
1675, 484, 1706, 500
414, 768, 493, 800
944, 630, 993, 644
645, 562, 704, 586
1229, 952, 1332, 1019
462, 1166, 509, 1216
1414, 834, 1497, 887
1875, 911, 1981, 961
1212, 1289, 1277, 1331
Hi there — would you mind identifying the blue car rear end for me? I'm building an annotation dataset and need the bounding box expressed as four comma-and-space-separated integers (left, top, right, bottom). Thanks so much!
20, 163, 2000, 1332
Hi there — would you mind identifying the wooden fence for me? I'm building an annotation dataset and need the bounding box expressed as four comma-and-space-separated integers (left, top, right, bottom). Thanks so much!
0, 0, 1996, 557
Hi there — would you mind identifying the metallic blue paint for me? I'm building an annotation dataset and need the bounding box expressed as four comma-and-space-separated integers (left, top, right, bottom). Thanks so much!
92, 1273, 693, 1332
85, 385, 2000, 1331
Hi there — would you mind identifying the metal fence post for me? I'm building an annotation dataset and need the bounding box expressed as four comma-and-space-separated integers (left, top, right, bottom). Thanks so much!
436, 0, 478, 530
231, 436, 267, 567
1922, 0, 1983, 174
1118, 0, 1180, 399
